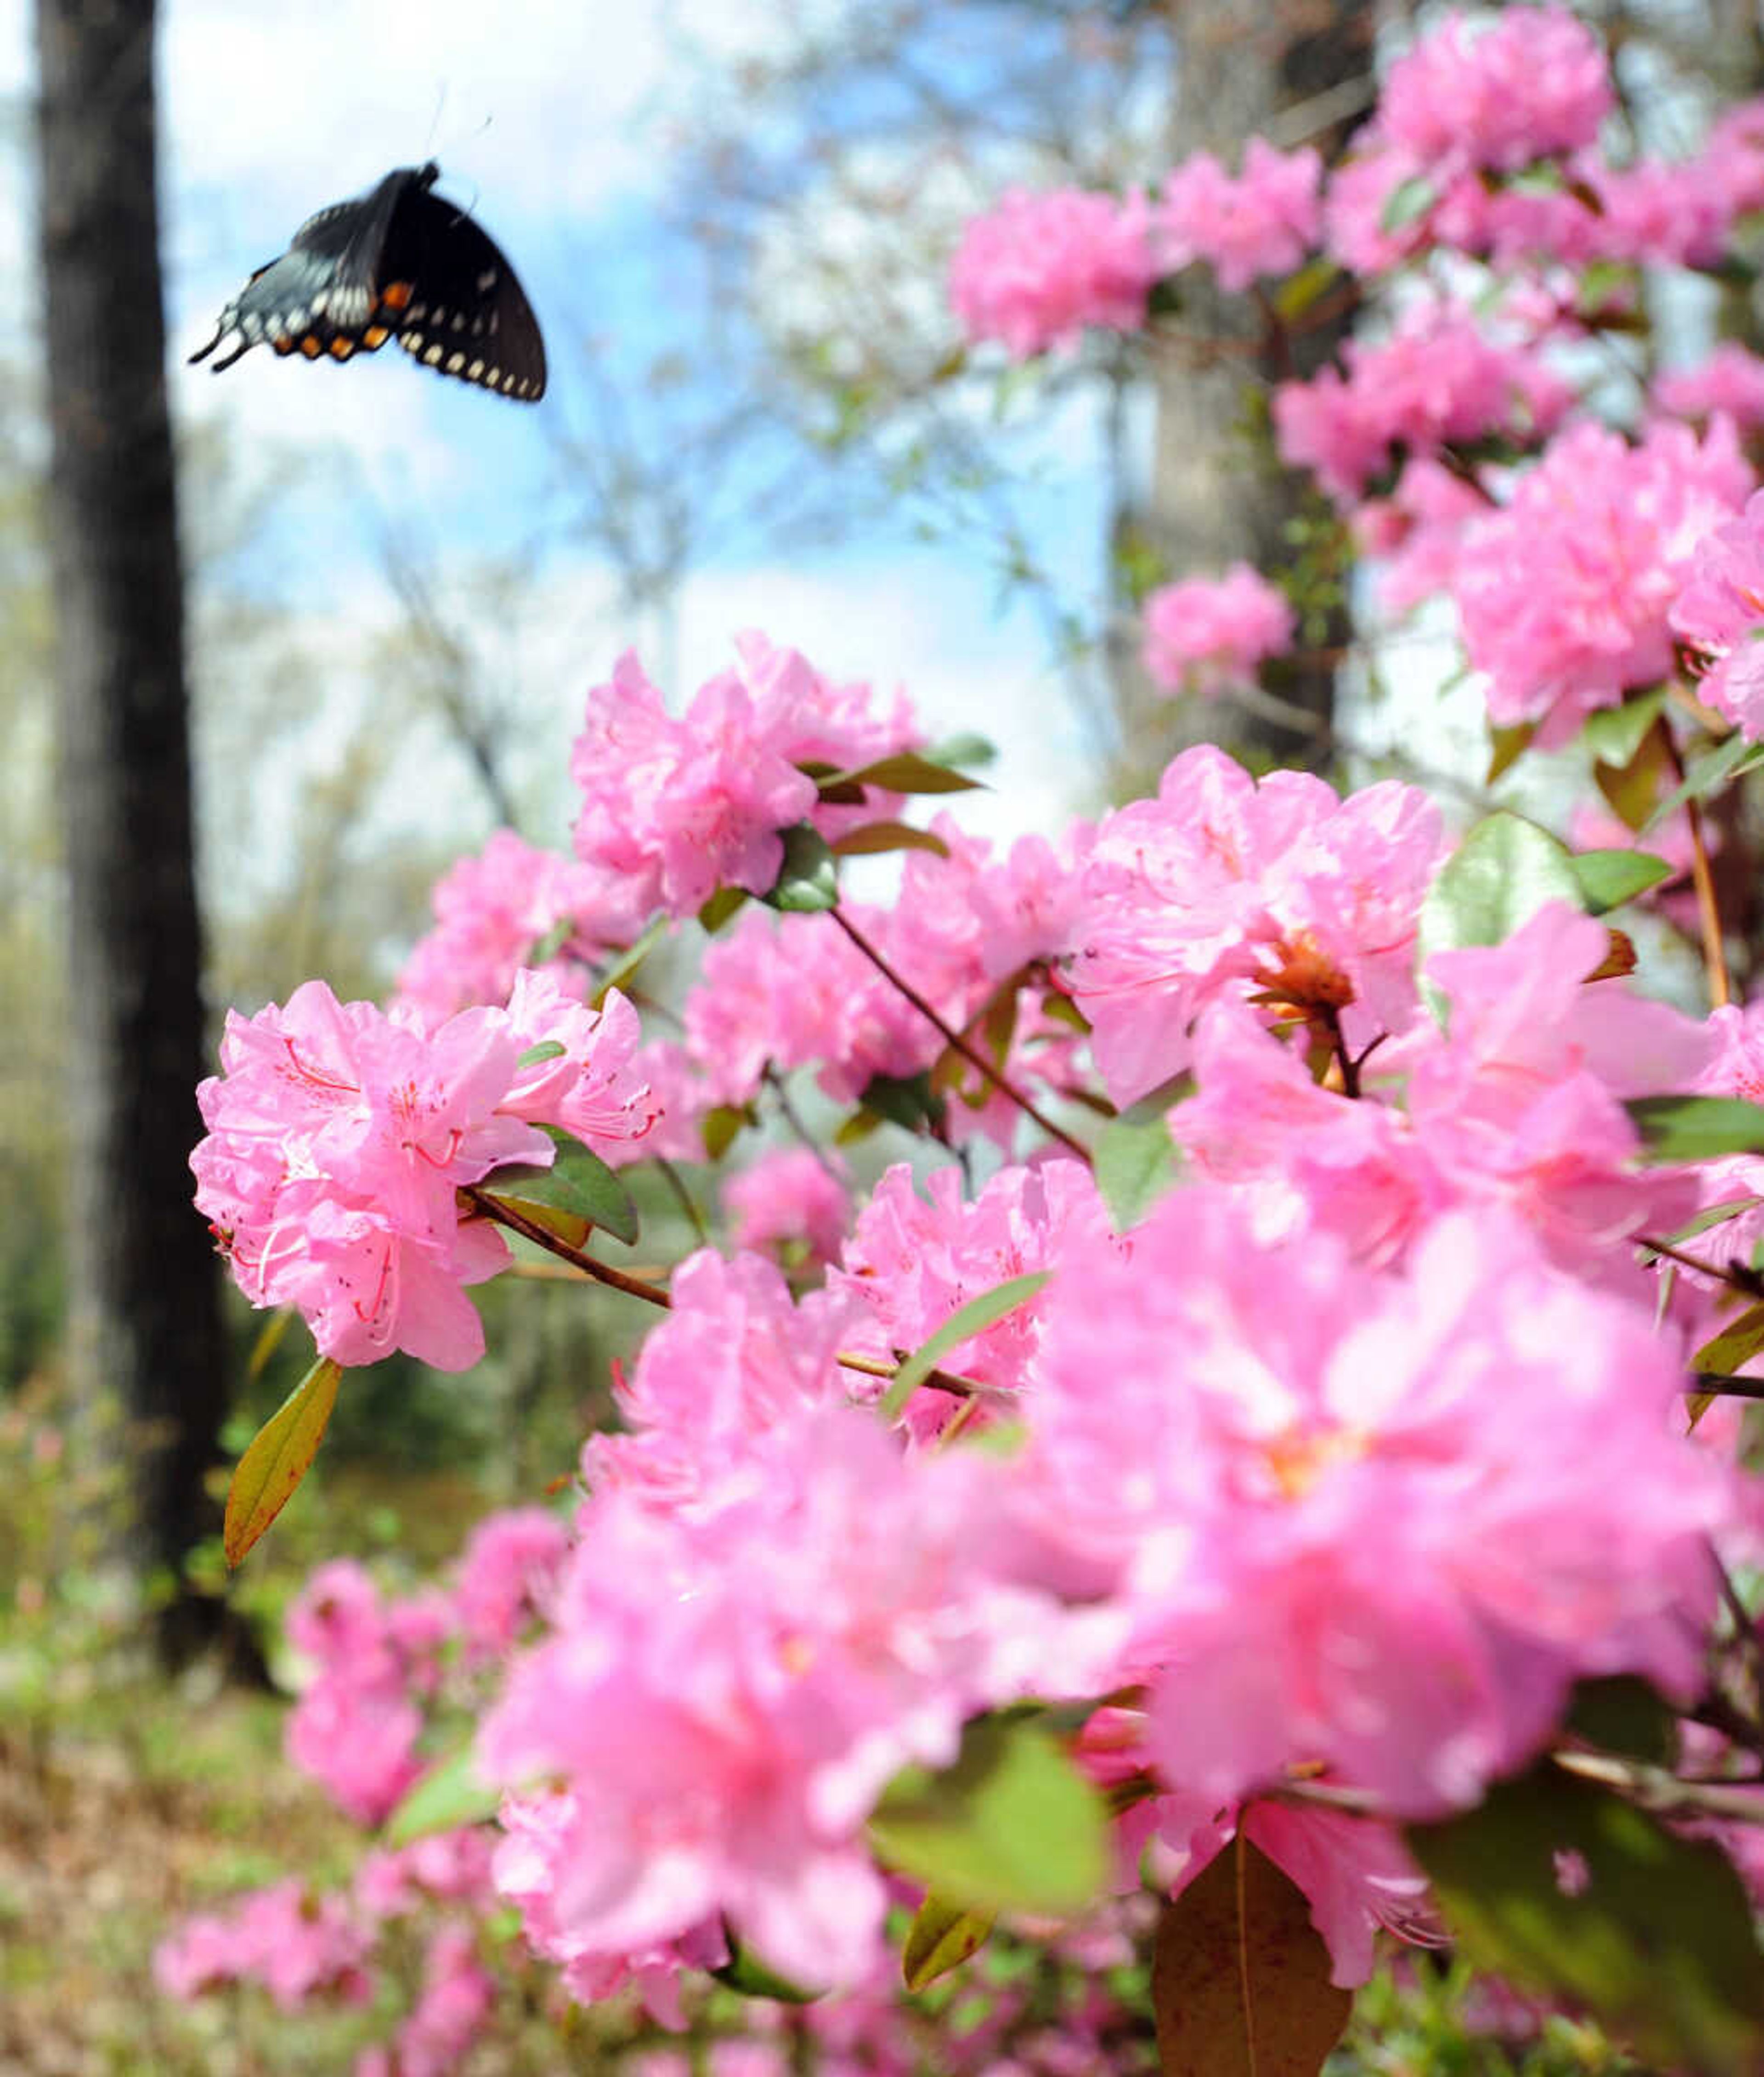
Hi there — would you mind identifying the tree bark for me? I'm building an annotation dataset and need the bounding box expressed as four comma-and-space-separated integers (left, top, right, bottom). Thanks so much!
1107, 0, 1376, 798
35, 0, 230, 1663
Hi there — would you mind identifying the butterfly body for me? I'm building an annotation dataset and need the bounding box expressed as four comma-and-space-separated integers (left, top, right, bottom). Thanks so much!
190, 164, 546, 402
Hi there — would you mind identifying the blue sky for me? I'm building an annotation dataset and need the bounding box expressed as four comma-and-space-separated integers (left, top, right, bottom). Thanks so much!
4, 0, 1125, 901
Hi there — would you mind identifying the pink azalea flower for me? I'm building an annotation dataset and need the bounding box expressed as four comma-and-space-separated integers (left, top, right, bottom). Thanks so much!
1068, 745, 1442, 1105
482, 1408, 1113, 1987
724, 1147, 852, 1267
1453, 415, 1753, 745
1274, 301, 1572, 503
948, 185, 1161, 359
392, 829, 645, 1033
1671, 486, 1764, 739
831, 1158, 1114, 1426
1655, 344, 1764, 431
1140, 564, 1295, 697
1378, 6, 1614, 178
571, 634, 920, 920
452, 1507, 570, 1660
1158, 139, 1322, 291
1021, 1189, 1727, 1817
191, 977, 655, 1370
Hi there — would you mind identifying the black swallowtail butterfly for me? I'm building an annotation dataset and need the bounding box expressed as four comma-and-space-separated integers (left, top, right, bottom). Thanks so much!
190, 163, 546, 402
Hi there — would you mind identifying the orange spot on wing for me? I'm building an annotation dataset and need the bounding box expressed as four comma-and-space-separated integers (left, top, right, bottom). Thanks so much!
379, 280, 414, 311
299, 335, 323, 358
329, 338, 355, 360
362, 325, 390, 349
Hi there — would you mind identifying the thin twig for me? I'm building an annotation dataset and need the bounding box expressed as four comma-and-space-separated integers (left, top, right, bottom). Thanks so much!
828, 907, 1090, 1161
1659, 722, 1732, 1009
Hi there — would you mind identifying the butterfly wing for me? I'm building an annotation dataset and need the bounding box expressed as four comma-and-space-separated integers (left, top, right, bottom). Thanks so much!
189, 166, 432, 372
381, 184, 548, 402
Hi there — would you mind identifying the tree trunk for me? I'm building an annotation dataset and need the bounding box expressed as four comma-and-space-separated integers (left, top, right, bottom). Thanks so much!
35, 0, 230, 1664
1107, 0, 1375, 798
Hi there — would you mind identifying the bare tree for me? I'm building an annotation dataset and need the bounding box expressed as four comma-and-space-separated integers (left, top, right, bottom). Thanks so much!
35, 0, 230, 1663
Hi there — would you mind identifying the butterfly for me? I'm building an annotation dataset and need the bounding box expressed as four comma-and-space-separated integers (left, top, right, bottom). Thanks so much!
189, 163, 546, 402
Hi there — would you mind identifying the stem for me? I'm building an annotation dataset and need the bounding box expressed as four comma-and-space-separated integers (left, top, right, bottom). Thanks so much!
1637, 1233, 1764, 1299
763, 1064, 848, 1186
654, 1157, 711, 1246
464, 1186, 673, 1309
828, 907, 1091, 1161
467, 1186, 981, 1398
1659, 723, 1731, 1009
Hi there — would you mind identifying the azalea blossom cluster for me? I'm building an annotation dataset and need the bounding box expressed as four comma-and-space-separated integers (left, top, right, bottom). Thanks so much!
160, 7, 1764, 2071
1139, 562, 1295, 697
191, 970, 657, 1369
570, 632, 921, 920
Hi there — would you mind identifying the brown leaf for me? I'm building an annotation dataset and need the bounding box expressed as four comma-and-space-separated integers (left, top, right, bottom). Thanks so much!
1152, 1836, 1352, 2077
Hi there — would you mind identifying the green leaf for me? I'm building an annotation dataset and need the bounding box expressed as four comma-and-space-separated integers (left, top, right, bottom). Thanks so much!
485, 1127, 639, 1247
868, 1716, 1107, 1915
698, 885, 749, 933
1486, 720, 1535, 785
1093, 1098, 1179, 1230
224, 1354, 342, 1567
1568, 848, 1673, 914
829, 821, 952, 860
1667, 1196, 1763, 1245
1691, 1303, 1764, 1376
527, 918, 577, 965
516, 1039, 567, 1068
825, 751, 984, 796
858, 1069, 945, 1137
901, 1894, 996, 1992
1271, 255, 1340, 324
1563, 1677, 1677, 1767
1626, 1095, 1764, 1162
1380, 172, 1438, 232
762, 824, 839, 912
881, 1270, 1052, 1421
244, 1304, 296, 1385
1581, 688, 1667, 768
1407, 1761, 1764, 2075
711, 1934, 821, 2004
921, 732, 997, 772
1417, 813, 1584, 1021
1644, 731, 1764, 835
701, 1103, 752, 1162
1151, 1837, 1352, 2077
591, 914, 671, 1010
385, 1741, 500, 1846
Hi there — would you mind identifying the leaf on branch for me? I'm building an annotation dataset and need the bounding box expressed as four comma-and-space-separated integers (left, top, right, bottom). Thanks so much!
698, 885, 749, 933
1486, 720, 1535, 784
868, 1715, 1107, 1915
857, 1069, 945, 1138
224, 1353, 342, 1566
1150, 1836, 1352, 2077
830, 820, 952, 859
881, 1270, 1051, 1420
901, 1893, 996, 1992
1417, 813, 1584, 1023
1690, 1303, 1764, 1377
1567, 848, 1674, 914
1380, 173, 1438, 232
1626, 1095, 1764, 1163
1094, 1097, 1180, 1230
711, 1932, 822, 2004
385, 1741, 500, 1845
1580, 688, 1667, 770
701, 1103, 753, 1162
1406, 1761, 1764, 2076
763, 824, 839, 912
483, 1126, 639, 1247
824, 750, 985, 796
1644, 732, 1764, 835
592, 914, 672, 1009
921, 732, 997, 772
